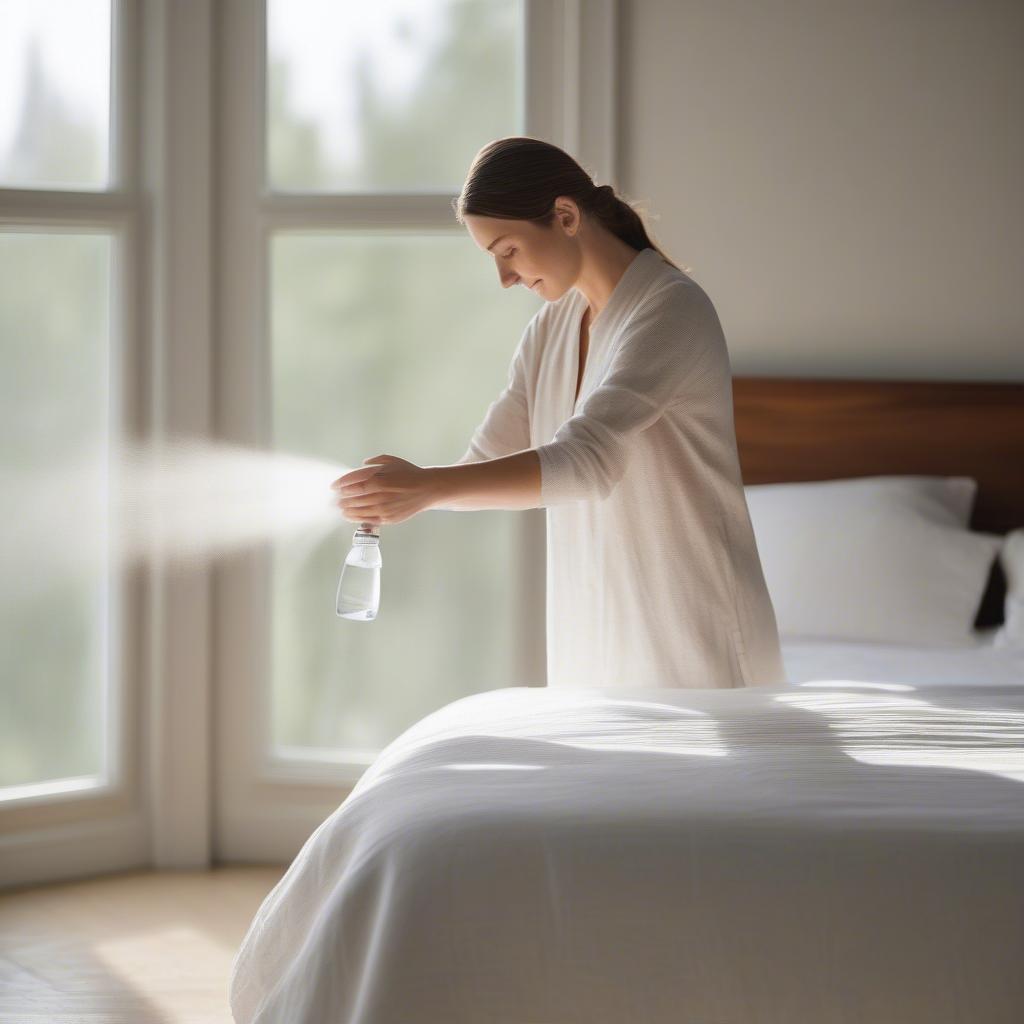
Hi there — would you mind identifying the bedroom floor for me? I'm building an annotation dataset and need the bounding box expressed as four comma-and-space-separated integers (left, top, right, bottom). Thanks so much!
0, 865, 285, 1023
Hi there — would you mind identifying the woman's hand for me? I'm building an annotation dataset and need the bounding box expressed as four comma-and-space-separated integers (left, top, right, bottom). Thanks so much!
330, 454, 441, 527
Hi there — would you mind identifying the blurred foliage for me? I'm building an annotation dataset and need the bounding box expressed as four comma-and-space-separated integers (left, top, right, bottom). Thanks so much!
0, 28, 107, 188
268, 0, 521, 192
0, 231, 110, 788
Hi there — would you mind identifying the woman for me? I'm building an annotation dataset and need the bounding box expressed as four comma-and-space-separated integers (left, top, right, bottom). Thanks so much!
332, 136, 786, 689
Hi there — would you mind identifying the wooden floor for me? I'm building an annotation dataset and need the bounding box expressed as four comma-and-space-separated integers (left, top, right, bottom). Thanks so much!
0, 865, 286, 1024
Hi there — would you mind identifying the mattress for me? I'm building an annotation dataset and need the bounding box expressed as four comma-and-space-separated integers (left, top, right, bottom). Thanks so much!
782, 627, 1024, 688
229, 640, 1024, 1024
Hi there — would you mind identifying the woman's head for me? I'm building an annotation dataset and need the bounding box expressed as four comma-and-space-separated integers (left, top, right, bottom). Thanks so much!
453, 137, 686, 300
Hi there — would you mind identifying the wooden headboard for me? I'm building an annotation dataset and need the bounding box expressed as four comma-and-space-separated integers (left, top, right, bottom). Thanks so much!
731, 377, 1024, 627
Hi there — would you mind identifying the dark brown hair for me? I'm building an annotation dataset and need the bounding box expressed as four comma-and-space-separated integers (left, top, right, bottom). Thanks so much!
452, 136, 690, 273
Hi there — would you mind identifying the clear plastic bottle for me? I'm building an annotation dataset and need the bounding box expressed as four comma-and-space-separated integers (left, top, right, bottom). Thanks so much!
336, 525, 382, 621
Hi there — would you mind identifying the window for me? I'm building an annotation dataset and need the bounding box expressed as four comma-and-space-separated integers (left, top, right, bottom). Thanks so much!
0, 0, 132, 810
0, 230, 113, 797
263, 1, 538, 760
216, 0, 625, 859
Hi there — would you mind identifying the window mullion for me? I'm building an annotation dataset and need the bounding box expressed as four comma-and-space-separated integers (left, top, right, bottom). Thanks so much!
263, 193, 460, 232
0, 190, 135, 226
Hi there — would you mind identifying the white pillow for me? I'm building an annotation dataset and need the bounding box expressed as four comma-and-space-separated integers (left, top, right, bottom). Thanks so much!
744, 475, 1002, 647
993, 528, 1024, 648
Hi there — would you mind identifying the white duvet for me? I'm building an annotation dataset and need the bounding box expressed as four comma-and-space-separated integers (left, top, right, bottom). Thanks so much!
230, 652, 1024, 1024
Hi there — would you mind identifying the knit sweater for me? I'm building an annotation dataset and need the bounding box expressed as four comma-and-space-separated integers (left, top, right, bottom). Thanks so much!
456, 246, 787, 689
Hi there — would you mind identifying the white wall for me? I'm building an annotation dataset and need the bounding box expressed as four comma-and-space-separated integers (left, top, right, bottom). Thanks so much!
618, 0, 1023, 380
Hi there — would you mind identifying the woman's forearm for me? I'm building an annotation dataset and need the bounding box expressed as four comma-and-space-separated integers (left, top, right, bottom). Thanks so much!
430, 449, 542, 511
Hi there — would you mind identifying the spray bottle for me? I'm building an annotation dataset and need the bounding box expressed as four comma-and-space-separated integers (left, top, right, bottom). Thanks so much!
336, 524, 381, 620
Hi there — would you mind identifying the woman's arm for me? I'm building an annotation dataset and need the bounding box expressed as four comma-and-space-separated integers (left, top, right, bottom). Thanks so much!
332, 448, 542, 525
430, 449, 541, 511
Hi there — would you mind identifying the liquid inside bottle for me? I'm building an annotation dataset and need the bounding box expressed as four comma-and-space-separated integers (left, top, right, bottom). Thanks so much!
336, 526, 382, 620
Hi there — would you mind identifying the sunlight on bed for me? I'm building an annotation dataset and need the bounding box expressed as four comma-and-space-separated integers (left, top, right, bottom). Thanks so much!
473, 698, 729, 758
796, 680, 915, 691
541, 710, 728, 757
775, 682, 1024, 783
363, 697, 729, 790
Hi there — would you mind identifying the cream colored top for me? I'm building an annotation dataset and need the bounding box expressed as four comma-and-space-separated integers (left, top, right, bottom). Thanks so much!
457, 246, 787, 689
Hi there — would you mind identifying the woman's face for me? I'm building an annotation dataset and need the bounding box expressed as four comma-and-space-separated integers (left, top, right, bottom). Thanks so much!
464, 202, 581, 301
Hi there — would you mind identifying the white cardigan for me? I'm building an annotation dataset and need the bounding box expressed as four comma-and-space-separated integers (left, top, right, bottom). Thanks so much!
458, 246, 787, 689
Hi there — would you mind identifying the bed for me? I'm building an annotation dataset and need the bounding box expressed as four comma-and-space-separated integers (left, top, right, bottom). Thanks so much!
229, 377, 1024, 1024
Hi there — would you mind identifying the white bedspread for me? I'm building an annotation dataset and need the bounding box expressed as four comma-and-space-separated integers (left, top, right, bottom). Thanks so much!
230, 666, 1024, 1024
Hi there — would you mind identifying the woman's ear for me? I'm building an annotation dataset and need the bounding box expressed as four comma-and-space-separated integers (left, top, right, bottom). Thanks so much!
553, 197, 580, 237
